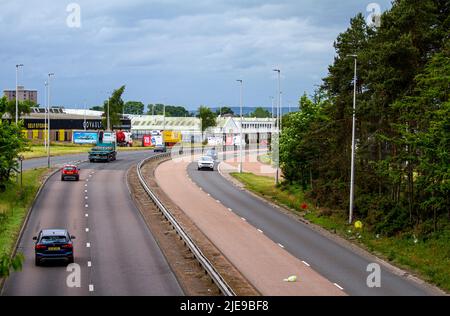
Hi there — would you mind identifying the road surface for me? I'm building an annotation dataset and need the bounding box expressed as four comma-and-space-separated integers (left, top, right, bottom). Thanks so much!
2, 150, 183, 296
187, 161, 437, 296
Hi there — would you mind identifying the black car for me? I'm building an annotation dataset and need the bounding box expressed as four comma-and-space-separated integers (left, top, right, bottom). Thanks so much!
33, 229, 75, 266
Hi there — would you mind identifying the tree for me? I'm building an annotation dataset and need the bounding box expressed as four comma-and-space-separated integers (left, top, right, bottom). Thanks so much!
197, 106, 217, 132
217, 107, 234, 116
0, 121, 29, 191
148, 104, 191, 117
102, 86, 126, 130
0, 97, 34, 120
124, 101, 145, 115
90, 106, 103, 111
0, 254, 24, 278
250, 107, 271, 118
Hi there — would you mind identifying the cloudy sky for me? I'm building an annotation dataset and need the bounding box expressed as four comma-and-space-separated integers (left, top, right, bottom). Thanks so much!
0, 0, 391, 110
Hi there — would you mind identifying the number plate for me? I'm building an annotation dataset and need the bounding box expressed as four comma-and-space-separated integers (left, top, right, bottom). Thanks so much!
48, 247, 60, 251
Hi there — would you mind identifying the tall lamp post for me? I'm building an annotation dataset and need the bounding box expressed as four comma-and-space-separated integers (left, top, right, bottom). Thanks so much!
15, 64, 24, 124
47, 73, 55, 169
273, 69, 281, 185
237, 80, 243, 173
348, 54, 358, 224
44, 80, 48, 150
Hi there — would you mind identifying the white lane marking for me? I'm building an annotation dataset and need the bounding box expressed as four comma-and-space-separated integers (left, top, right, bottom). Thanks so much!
278, 243, 285, 249
87, 261, 92, 267
84, 190, 88, 193
85, 204, 89, 208
85, 214, 89, 217
228, 208, 233, 212
86, 243, 91, 248
85, 228, 89, 232
89, 284, 94, 292
257, 229, 264, 233
216, 200, 221, 204
207, 193, 210, 196
85, 196, 88, 200
89, 175, 92, 177
334, 283, 344, 291
302, 261, 311, 267
86, 179, 89, 182
241, 217, 247, 222
85, 184, 88, 187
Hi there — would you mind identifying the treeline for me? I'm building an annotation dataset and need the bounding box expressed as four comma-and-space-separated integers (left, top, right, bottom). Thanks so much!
280, 0, 449, 235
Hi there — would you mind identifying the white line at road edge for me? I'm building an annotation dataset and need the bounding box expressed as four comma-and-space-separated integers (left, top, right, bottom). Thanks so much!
241, 217, 247, 222
86, 243, 91, 248
89, 284, 94, 292
228, 208, 233, 212
302, 261, 311, 267
278, 243, 285, 249
334, 283, 344, 291
257, 229, 263, 233
88, 261, 92, 267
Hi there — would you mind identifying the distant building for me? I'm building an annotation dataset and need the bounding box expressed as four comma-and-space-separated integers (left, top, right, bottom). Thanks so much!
4, 86, 38, 104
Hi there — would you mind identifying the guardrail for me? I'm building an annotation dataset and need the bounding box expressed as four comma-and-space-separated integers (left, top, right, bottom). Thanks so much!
136, 152, 236, 297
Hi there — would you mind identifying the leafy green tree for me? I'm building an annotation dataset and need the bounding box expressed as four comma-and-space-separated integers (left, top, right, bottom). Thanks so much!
250, 107, 271, 118
102, 86, 126, 130
124, 101, 145, 115
90, 106, 103, 111
0, 97, 34, 120
197, 106, 217, 132
0, 121, 29, 191
217, 107, 234, 116
148, 104, 191, 117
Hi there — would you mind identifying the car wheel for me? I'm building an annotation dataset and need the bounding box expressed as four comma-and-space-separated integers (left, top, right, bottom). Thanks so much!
76, 176, 80, 181
61, 176, 65, 181
68, 257, 74, 264
35, 257, 40, 266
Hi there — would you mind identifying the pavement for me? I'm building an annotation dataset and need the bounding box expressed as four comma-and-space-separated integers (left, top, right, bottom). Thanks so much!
184, 154, 438, 296
155, 158, 345, 296
2, 150, 183, 296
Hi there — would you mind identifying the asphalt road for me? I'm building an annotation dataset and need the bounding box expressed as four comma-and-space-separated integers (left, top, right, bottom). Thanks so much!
2, 150, 183, 296
187, 162, 437, 296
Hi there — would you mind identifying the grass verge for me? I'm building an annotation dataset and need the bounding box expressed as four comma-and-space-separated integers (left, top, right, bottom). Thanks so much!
0, 168, 49, 258
231, 172, 450, 293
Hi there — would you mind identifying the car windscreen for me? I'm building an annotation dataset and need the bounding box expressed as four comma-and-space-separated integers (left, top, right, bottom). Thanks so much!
201, 157, 213, 162
40, 236, 68, 244
64, 167, 77, 172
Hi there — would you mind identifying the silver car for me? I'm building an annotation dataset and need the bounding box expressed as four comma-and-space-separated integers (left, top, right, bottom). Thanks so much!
198, 156, 215, 171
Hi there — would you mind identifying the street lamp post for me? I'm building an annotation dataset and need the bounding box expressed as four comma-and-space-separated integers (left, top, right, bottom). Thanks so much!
348, 54, 358, 224
15, 64, 24, 124
273, 69, 281, 185
44, 81, 48, 150
47, 73, 55, 169
237, 80, 243, 174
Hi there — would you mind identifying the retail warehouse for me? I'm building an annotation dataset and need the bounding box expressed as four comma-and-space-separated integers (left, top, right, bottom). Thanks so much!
3, 108, 276, 145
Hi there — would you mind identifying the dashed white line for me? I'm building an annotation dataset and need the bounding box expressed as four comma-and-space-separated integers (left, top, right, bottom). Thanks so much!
334, 283, 344, 291
216, 200, 221, 204
241, 217, 247, 222
302, 261, 311, 267
85, 214, 89, 217
278, 243, 285, 249
84, 190, 88, 193
85, 228, 89, 232
257, 229, 264, 233
228, 208, 233, 212
85, 184, 88, 187
85, 196, 88, 200
86, 243, 91, 248
87, 261, 92, 267
89, 284, 94, 292
85, 204, 89, 208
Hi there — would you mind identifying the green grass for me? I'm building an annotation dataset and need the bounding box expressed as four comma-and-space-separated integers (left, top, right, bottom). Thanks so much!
0, 168, 49, 258
231, 172, 450, 293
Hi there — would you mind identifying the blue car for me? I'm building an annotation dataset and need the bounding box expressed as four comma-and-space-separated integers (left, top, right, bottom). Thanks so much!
33, 229, 76, 266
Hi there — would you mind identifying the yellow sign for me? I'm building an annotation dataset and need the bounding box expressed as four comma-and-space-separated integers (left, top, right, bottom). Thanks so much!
163, 130, 182, 143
